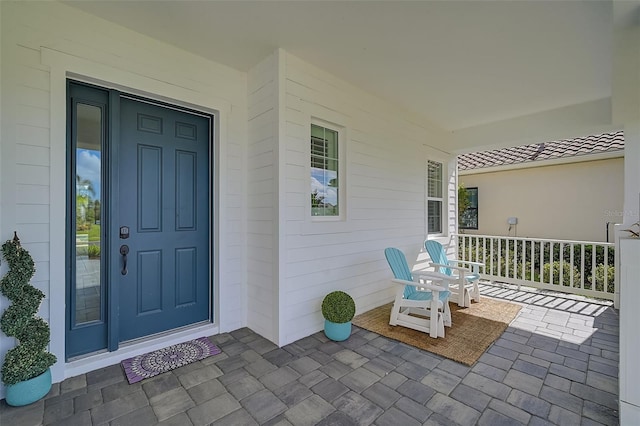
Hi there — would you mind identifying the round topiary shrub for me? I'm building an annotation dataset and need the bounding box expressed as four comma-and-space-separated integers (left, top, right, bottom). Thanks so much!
1, 233, 57, 385
321, 291, 355, 324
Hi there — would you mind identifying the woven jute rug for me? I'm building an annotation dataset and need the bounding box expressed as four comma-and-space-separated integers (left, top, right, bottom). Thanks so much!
121, 337, 221, 384
352, 298, 522, 366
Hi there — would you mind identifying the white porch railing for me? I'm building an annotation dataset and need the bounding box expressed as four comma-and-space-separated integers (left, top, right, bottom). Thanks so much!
457, 234, 616, 301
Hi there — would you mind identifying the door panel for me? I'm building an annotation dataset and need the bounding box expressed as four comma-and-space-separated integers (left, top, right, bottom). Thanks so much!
138, 145, 163, 231
137, 250, 163, 313
176, 247, 197, 306
176, 151, 197, 230
118, 98, 210, 342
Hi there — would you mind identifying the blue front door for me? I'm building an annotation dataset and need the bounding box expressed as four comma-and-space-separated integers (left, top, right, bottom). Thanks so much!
117, 98, 211, 342
67, 82, 213, 358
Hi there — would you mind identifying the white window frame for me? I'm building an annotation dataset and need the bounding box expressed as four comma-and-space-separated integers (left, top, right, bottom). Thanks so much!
309, 118, 346, 222
427, 159, 445, 236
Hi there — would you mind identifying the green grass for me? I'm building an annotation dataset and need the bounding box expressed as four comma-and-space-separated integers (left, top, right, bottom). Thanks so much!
88, 224, 101, 241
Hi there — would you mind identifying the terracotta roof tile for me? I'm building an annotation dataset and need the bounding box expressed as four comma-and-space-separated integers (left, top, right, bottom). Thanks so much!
457, 131, 624, 171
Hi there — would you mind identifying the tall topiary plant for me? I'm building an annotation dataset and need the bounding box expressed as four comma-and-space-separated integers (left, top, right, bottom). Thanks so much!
1, 232, 56, 386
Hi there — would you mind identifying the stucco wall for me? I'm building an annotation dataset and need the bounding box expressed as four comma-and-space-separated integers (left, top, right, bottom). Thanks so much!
459, 157, 624, 242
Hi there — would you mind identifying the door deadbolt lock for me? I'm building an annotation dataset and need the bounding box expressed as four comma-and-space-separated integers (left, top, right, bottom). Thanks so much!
119, 226, 130, 239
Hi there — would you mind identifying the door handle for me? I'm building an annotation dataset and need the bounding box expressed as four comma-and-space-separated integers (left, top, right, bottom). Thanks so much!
120, 245, 129, 275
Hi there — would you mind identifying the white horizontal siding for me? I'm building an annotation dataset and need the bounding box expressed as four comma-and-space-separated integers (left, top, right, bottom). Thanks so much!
0, 3, 461, 393
246, 52, 279, 342
1, 1, 247, 395
15, 164, 49, 186
14, 223, 49, 244
15, 124, 49, 147
16, 144, 50, 167
280, 49, 454, 344
15, 184, 49, 204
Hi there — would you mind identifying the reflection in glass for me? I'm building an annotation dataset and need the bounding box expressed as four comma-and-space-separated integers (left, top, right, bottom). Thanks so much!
75, 103, 102, 324
428, 200, 442, 234
427, 160, 443, 198
311, 124, 339, 216
427, 160, 443, 234
459, 187, 479, 230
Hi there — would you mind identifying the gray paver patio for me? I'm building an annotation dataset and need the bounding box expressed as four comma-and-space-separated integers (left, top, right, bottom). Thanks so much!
0, 283, 619, 425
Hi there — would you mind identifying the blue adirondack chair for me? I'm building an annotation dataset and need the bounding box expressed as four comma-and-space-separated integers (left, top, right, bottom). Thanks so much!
384, 247, 453, 338
424, 240, 482, 307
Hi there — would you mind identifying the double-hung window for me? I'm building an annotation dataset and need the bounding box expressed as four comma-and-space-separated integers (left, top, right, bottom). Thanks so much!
311, 123, 340, 218
427, 160, 444, 234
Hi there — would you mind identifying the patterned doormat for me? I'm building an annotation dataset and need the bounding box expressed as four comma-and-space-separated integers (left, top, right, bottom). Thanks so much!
121, 337, 221, 384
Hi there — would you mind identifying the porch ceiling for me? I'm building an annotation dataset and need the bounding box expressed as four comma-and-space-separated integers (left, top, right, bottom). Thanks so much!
64, 1, 630, 133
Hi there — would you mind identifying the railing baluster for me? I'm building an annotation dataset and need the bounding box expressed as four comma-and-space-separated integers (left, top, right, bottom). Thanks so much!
581, 244, 585, 289
530, 240, 535, 282
521, 240, 524, 280
490, 237, 494, 277
508, 239, 511, 279
475, 236, 479, 263
505, 239, 509, 278
539, 241, 544, 284
482, 237, 487, 273
604, 245, 609, 293
471, 236, 475, 263
560, 242, 564, 287
549, 241, 552, 284
462, 235, 467, 261
510, 238, 514, 278
513, 239, 517, 279
512, 239, 516, 278
452, 233, 614, 301
569, 243, 574, 289
464, 235, 469, 260
592, 244, 597, 292
498, 238, 502, 278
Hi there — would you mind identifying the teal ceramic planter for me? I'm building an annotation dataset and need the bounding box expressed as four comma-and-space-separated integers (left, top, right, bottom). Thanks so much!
324, 319, 351, 341
5, 368, 52, 407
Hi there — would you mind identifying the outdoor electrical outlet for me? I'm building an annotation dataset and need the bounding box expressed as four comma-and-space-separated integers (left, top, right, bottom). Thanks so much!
508, 217, 518, 225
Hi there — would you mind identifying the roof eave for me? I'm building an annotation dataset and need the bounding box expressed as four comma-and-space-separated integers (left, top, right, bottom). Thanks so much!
458, 149, 624, 175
